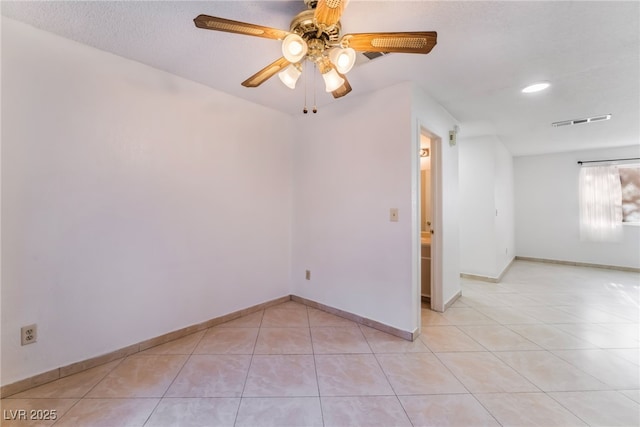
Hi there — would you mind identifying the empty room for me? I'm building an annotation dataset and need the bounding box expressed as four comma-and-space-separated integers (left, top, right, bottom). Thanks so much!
1, 1, 639, 426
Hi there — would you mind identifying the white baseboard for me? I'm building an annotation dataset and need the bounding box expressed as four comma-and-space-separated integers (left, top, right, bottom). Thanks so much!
2, 293, 417, 398
515, 256, 640, 273
460, 256, 516, 283
444, 290, 462, 310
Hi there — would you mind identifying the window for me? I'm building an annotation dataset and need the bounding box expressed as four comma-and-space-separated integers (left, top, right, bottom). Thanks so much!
619, 164, 640, 223
579, 165, 622, 241
579, 163, 640, 242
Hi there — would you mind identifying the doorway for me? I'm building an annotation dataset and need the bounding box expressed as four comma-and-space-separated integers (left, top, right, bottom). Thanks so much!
420, 133, 433, 304
416, 125, 443, 323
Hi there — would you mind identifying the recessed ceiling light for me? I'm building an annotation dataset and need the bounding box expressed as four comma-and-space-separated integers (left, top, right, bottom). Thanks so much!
522, 82, 550, 93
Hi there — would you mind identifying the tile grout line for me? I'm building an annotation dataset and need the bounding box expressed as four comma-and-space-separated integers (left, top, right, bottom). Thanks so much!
430, 299, 544, 427
307, 305, 326, 427
540, 391, 593, 426
48, 398, 80, 427
233, 309, 265, 427
139, 329, 208, 426
427, 315, 547, 408
46, 356, 129, 426
549, 347, 640, 387
491, 347, 612, 393
466, 393, 504, 427
458, 289, 627, 425
360, 323, 417, 427
436, 300, 552, 396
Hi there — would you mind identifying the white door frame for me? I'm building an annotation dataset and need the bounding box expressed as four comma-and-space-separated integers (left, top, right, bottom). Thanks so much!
413, 123, 444, 334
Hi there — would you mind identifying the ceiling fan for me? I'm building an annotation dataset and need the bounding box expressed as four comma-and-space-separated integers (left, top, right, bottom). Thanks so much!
194, 0, 437, 102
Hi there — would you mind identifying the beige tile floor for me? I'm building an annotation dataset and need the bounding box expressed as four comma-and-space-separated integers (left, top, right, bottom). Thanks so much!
2, 261, 639, 426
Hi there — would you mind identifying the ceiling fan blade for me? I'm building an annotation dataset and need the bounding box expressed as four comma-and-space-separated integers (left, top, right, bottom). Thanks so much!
241, 57, 291, 88
332, 74, 352, 99
314, 0, 348, 28
342, 32, 437, 54
194, 15, 290, 40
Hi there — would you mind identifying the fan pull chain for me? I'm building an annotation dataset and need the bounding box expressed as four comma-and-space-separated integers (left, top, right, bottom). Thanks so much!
302, 62, 318, 115
312, 63, 318, 113
303, 61, 308, 114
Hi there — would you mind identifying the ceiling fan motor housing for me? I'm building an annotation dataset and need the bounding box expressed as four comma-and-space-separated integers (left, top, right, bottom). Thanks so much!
289, 9, 341, 63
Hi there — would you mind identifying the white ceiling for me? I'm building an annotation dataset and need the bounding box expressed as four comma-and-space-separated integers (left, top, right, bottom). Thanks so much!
2, 1, 639, 156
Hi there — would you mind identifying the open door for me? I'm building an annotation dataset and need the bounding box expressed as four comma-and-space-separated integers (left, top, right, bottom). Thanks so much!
415, 125, 444, 335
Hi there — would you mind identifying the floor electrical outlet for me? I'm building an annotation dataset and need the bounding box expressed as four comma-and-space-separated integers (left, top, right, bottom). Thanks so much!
21, 324, 37, 346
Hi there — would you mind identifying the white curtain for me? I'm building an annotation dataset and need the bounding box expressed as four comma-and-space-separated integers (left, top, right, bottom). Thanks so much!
579, 165, 623, 242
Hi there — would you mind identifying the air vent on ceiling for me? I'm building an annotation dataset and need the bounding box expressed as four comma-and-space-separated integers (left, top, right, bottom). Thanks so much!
552, 114, 612, 127
361, 51, 391, 61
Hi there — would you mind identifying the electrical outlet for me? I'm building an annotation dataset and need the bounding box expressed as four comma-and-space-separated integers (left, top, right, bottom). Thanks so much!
21, 324, 37, 346
305, 270, 311, 280
390, 208, 399, 222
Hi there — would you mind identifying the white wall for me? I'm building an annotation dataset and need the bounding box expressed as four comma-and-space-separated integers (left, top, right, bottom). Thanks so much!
514, 145, 640, 269
291, 83, 416, 332
459, 137, 497, 275
1, 18, 293, 385
290, 82, 461, 332
494, 140, 515, 274
459, 135, 515, 279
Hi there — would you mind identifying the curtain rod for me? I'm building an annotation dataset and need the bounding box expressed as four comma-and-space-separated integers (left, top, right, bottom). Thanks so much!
577, 157, 640, 165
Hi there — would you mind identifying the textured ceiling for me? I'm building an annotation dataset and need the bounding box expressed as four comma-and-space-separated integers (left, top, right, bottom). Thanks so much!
2, 1, 639, 156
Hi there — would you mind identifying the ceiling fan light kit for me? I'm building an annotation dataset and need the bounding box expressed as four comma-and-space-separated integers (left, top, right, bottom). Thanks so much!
278, 63, 303, 89
321, 68, 345, 92
282, 33, 308, 63
193, 0, 437, 111
329, 47, 356, 74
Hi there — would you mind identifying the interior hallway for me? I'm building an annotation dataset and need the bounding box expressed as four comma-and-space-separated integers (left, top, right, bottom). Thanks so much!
1, 261, 639, 426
